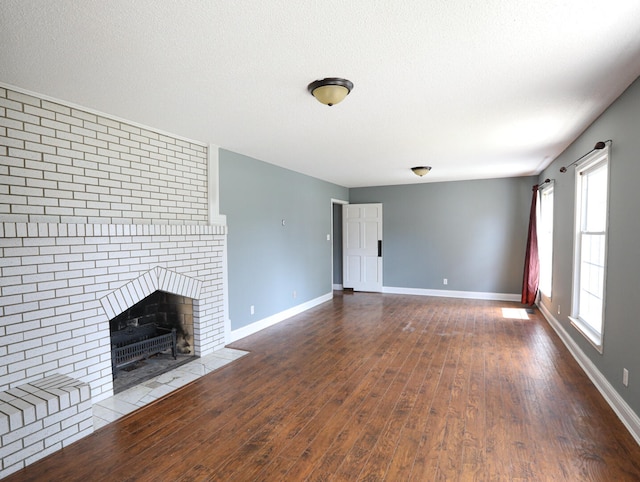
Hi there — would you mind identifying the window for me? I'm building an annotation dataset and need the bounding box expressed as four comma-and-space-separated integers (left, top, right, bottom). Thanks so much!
538, 184, 554, 298
570, 145, 609, 351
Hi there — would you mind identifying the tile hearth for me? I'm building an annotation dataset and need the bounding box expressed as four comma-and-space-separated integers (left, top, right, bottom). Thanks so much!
92, 348, 248, 429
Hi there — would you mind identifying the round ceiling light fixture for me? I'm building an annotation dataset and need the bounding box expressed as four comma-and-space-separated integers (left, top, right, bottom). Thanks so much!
411, 166, 432, 177
308, 78, 353, 106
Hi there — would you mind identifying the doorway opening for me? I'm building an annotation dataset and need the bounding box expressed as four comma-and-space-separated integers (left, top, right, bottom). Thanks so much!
331, 200, 347, 291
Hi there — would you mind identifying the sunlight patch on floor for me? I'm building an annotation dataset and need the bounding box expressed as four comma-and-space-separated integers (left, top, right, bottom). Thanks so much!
501, 307, 530, 320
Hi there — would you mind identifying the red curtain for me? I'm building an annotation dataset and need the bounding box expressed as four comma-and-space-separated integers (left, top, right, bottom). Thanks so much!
521, 184, 540, 305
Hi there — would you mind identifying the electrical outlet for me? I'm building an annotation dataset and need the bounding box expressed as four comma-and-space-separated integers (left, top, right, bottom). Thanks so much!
557, 305, 561, 315
623, 368, 629, 387
443, 278, 448, 285
293, 290, 297, 299
250, 305, 255, 315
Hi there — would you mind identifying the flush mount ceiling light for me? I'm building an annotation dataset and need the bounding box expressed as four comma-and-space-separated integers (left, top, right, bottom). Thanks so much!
411, 166, 432, 177
308, 78, 353, 106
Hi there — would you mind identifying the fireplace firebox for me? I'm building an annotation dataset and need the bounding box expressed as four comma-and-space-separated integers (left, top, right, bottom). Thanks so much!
108, 290, 196, 389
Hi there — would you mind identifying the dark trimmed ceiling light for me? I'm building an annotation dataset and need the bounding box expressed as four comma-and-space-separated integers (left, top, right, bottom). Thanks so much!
308, 78, 353, 106
411, 166, 432, 177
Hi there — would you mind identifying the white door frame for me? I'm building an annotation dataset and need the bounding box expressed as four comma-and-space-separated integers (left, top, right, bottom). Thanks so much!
331, 198, 348, 292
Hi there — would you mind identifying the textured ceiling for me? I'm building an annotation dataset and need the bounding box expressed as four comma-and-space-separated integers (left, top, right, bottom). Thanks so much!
2, 0, 640, 187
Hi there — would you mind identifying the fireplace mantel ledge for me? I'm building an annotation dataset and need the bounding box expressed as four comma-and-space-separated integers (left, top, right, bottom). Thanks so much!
0, 222, 227, 238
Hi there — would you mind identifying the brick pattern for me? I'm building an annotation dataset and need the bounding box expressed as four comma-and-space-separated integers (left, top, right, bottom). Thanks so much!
0, 87, 227, 385
0, 86, 228, 475
0, 223, 227, 399
0, 374, 93, 478
100, 265, 203, 321
0, 87, 208, 225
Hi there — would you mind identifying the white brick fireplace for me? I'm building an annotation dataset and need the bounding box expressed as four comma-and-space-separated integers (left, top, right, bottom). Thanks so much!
1, 222, 227, 401
0, 85, 228, 403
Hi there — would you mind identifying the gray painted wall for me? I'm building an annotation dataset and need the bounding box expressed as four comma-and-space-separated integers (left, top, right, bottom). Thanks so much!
218, 74, 640, 422
219, 149, 348, 331
538, 76, 640, 416
350, 177, 535, 294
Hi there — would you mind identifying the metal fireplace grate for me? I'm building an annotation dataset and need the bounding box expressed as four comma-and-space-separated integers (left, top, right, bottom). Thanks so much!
111, 323, 177, 378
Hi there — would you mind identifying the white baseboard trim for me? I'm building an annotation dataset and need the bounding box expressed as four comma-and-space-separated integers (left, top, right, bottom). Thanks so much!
538, 302, 640, 445
382, 286, 520, 302
333, 284, 343, 291
228, 292, 333, 343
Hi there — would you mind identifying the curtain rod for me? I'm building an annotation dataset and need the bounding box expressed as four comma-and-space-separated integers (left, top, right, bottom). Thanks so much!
532, 178, 552, 190
560, 140, 612, 173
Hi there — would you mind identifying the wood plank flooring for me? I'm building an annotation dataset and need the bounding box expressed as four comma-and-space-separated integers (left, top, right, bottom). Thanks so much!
6, 292, 640, 481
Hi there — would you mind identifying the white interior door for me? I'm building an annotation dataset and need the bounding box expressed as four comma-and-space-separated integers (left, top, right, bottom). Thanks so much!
343, 203, 383, 292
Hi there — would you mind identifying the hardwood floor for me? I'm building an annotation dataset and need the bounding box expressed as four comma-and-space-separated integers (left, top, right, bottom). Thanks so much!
6, 292, 640, 481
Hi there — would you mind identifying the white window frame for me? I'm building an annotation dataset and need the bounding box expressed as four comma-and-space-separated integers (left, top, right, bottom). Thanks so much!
538, 183, 554, 300
569, 144, 610, 352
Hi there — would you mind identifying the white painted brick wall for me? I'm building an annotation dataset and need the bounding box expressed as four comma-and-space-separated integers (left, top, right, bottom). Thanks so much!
0, 375, 93, 478
0, 87, 229, 473
1, 87, 208, 225
0, 224, 227, 399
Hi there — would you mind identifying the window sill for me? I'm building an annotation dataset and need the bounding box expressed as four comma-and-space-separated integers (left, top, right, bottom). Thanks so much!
569, 316, 603, 354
